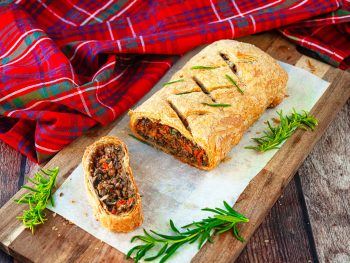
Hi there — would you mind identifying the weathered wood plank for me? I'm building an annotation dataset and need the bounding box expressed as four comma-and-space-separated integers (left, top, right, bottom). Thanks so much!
0, 141, 23, 263
298, 97, 350, 263
236, 175, 316, 263
0, 141, 23, 207
10, 211, 127, 263
0, 141, 38, 263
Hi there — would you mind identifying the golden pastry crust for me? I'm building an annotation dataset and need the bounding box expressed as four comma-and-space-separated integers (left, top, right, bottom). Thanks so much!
129, 40, 288, 170
82, 136, 143, 232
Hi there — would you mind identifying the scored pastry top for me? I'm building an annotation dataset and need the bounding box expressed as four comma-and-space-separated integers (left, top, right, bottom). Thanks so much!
129, 40, 288, 169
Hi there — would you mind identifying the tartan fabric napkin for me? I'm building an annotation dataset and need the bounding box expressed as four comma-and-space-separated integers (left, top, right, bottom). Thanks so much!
281, 2, 350, 69
0, 0, 348, 163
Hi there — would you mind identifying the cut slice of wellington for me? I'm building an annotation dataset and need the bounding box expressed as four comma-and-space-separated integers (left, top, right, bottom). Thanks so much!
129, 40, 288, 170
82, 136, 143, 232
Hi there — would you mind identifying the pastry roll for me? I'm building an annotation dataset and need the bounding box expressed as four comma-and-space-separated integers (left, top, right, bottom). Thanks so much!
129, 40, 288, 170
82, 136, 143, 232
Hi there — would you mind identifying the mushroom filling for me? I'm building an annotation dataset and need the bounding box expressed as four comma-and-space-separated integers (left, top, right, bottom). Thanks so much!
135, 117, 209, 167
90, 144, 136, 214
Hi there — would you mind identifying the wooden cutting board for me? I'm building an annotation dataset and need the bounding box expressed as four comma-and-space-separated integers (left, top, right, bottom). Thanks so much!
0, 32, 349, 263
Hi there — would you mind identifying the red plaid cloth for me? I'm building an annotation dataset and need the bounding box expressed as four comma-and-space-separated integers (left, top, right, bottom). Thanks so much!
0, 0, 348, 163
281, 2, 350, 69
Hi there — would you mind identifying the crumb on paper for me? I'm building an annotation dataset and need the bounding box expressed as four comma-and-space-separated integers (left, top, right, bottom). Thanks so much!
71, 200, 76, 204
256, 131, 261, 134
272, 117, 281, 124
222, 156, 232, 163
183, 202, 197, 209
84, 212, 88, 217
285, 94, 290, 98
307, 59, 316, 73
59, 192, 64, 197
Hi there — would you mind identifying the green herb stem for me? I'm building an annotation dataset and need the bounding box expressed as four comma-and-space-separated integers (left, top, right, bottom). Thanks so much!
202, 102, 231, 107
190, 66, 218, 70
127, 201, 248, 262
162, 79, 184, 86
225, 74, 244, 94
245, 109, 318, 152
15, 167, 59, 233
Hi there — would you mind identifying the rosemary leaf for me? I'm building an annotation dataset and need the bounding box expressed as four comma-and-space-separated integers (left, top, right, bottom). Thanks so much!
202, 102, 231, 107
225, 74, 244, 94
15, 167, 59, 234
127, 201, 248, 262
144, 244, 168, 261
190, 65, 218, 70
169, 219, 181, 234
162, 79, 184, 86
245, 109, 318, 152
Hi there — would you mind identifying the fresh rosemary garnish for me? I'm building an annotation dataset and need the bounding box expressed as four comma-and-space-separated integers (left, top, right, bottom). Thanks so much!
225, 74, 244, 94
175, 91, 195, 95
127, 201, 248, 262
15, 167, 59, 233
190, 65, 218, 70
162, 79, 184, 86
245, 109, 318, 152
129, 133, 150, 146
202, 102, 231, 107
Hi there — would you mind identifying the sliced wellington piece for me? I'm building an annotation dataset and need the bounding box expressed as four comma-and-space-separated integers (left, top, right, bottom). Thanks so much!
129, 39, 288, 170
82, 136, 143, 232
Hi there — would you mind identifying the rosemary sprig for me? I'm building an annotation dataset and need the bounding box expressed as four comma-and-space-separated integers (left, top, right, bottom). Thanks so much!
162, 79, 184, 86
245, 109, 318, 152
127, 201, 248, 262
175, 91, 195, 95
225, 74, 244, 94
15, 167, 59, 233
202, 102, 231, 107
190, 65, 218, 70
129, 133, 150, 146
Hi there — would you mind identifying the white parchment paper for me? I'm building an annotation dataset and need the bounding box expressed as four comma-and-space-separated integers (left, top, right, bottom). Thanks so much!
48, 47, 330, 262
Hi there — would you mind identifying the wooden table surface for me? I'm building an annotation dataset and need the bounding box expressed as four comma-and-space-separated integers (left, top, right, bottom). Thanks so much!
0, 32, 349, 263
